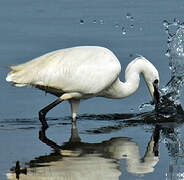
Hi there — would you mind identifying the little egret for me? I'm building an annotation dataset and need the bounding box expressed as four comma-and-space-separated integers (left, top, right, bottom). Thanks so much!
6, 46, 160, 128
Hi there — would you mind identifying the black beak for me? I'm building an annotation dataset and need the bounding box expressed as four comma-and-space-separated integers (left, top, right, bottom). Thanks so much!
153, 80, 160, 105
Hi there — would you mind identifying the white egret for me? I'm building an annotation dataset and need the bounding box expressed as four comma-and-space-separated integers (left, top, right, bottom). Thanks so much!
6, 46, 160, 128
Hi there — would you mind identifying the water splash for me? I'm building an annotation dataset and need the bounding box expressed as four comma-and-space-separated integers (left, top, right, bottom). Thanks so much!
162, 19, 184, 105
150, 19, 184, 117
139, 19, 184, 115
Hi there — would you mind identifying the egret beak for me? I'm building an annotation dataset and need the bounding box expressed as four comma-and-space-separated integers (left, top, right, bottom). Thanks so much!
153, 80, 160, 105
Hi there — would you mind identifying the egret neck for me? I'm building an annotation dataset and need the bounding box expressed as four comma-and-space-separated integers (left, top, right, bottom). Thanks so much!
100, 57, 159, 101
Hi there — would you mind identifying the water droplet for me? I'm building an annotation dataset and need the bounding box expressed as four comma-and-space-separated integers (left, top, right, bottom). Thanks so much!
139, 27, 143, 31
163, 20, 169, 28
122, 27, 126, 35
173, 18, 180, 26
130, 24, 134, 28
115, 24, 119, 28
126, 12, 132, 19
93, 20, 97, 24
99, 19, 104, 24
165, 50, 171, 57
130, 16, 134, 21
126, 12, 134, 21
80, 19, 84, 24
165, 28, 169, 35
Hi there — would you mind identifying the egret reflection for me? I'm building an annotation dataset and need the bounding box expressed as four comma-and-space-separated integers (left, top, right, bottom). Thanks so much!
7, 123, 160, 180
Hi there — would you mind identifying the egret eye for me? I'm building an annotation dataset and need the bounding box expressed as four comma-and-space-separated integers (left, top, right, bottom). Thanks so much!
153, 79, 159, 85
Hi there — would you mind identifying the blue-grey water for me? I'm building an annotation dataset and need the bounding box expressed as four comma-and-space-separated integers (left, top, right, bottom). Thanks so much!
1, 0, 184, 179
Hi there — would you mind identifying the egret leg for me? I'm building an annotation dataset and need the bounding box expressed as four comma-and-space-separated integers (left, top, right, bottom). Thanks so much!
39, 98, 63, 129
69, 99, 80, 122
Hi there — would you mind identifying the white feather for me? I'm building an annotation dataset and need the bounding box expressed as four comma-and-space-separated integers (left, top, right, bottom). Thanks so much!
6, 46, 121, 95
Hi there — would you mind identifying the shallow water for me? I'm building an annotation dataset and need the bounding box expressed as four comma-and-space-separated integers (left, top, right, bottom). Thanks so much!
1, 0, 184, 180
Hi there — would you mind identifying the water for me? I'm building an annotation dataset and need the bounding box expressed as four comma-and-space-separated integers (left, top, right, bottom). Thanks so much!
140, 19, 184, 117
1, 0, 184, 180
162, 20, 184, 105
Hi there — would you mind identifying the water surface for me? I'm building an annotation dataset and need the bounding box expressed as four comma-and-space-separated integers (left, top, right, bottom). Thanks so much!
1, 0, 184, 180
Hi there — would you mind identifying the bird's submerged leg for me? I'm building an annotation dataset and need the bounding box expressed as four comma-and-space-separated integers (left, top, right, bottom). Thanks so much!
39, 98, 63, 129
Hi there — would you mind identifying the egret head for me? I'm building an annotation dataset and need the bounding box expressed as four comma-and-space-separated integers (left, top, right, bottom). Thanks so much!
125, 57, 160, 104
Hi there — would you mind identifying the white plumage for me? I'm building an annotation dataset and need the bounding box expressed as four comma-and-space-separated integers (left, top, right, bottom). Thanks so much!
6, 46, 160, 127
6, 46, 120, 93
